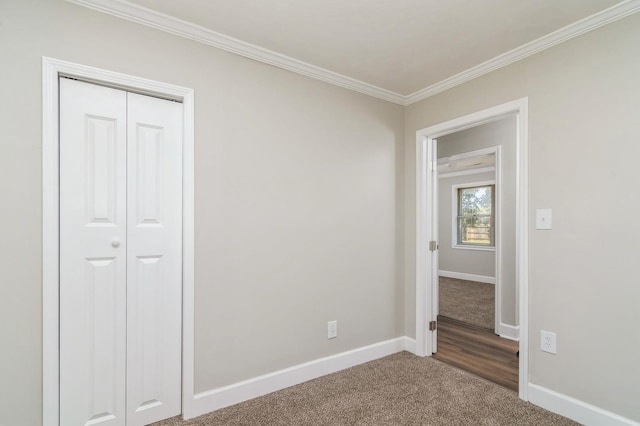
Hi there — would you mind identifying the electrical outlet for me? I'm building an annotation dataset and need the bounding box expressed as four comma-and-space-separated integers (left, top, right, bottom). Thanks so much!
540, 330, 557, 354
327, 320, 337, 339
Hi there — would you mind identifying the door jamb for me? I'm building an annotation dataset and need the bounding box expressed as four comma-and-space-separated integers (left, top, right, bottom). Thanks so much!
42, 57, 196, 424
414, 98, 529, 400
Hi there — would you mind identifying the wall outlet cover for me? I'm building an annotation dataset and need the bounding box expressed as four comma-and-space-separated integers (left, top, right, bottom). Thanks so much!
540, 330, 557, 354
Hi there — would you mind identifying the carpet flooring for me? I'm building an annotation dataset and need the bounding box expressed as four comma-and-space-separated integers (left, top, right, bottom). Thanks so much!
153, 352, 576, 425
439, 277, 495, 330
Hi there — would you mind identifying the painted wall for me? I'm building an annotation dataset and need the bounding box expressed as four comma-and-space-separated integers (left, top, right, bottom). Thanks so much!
3, 0, 640, 423
437, 116, 517, 327
438, 171, 496, 278
405, 12, 640, 422
0, 1, 405, 424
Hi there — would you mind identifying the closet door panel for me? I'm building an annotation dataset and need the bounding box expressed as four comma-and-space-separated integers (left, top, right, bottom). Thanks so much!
126, 92, 183, 425
59, 78, 127, 426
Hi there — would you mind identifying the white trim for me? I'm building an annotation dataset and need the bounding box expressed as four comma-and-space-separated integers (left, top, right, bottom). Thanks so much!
498, 323, 519, 341
516, 99, 529, 401
65, 0, 404, 105
493, 146, 503, 333
438, 271, 495, 285
42, 57, 196, 425
528, 383, 640, 426
415, 136, 429, 356
439, 166, 495, 179
188, 338, 412, 419
402, 337, 417, 355
66, 0, 640, 106
415, 98, 529, 401
441, 146, 500, 162
180, 74, 196, 422
451, 245, 495, 252
404, 0, 640, 105
42, 57, 60, 426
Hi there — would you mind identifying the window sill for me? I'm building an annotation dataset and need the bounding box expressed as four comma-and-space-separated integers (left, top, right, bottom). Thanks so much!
452, 245, 495, 252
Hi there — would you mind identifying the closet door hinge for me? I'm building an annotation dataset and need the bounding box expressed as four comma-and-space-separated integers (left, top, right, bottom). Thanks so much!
429, 321, 437, 331
429, 240, 438, 252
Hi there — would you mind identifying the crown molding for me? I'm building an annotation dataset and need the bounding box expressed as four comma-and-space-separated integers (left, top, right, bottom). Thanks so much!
404, 0, 640, 105
68, 0, 640, 107
66, 0, 406, 105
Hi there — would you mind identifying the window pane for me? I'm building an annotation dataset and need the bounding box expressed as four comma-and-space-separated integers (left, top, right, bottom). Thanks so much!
460, 187, 491, 215
457, 185, 494, 246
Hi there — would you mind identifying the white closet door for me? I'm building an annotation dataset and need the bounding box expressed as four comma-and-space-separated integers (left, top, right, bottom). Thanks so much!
60, 79, 128, 426
60, 79, 182, 426
126, 92, 183, 425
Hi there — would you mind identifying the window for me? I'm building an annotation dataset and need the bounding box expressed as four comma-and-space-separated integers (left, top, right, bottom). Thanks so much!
456, 184, 495, 247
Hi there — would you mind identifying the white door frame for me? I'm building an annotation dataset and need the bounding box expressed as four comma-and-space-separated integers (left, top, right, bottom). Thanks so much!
415, 97, 529, 400
42, 57, 196, 425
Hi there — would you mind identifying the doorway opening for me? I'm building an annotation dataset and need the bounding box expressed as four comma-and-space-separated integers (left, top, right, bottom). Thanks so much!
433, 118, 519, 391
437, 146, 499, 333
414, 98, 529, 400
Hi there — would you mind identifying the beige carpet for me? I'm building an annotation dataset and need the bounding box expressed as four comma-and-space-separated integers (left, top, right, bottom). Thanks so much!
439, 276, 495, 330
153, 352, 577, 426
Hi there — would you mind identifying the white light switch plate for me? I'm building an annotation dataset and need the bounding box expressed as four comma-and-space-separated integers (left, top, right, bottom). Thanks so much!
328, 320, 337, 339
536, 209, 552, 230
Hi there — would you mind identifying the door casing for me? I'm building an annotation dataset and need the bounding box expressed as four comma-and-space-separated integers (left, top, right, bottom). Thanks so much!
414, 97, 529, 401
42, 57, 196, 425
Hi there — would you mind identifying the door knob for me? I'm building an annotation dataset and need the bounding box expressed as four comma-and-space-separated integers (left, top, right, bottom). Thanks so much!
111, 238, 121, 247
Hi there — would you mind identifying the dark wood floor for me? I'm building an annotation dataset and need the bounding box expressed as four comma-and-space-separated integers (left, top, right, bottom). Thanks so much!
433, 315, 519, 392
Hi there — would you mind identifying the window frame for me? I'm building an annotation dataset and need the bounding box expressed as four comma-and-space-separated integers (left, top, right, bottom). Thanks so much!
451, 180, 496, 251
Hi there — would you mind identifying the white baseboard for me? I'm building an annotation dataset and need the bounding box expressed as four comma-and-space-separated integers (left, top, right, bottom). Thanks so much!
438, 270, 495, 284
497, 323, 519, 341
528, 383, 640, 426
187, 337, 413, 419
403, 336, 417, 354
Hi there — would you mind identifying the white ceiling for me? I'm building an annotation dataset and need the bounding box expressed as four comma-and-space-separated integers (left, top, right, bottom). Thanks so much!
74, 0, 639, 103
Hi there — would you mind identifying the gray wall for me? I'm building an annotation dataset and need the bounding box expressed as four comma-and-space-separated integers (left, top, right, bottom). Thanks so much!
405, 12, 640, 421
437, 117, 517, 326
438, 171, 496, 278
2, 0, 640, 423
0, 1, 405, 424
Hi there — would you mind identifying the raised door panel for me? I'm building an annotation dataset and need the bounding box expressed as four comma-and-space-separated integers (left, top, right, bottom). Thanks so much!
126, 92, 183, 426
59, 78, 127, 426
